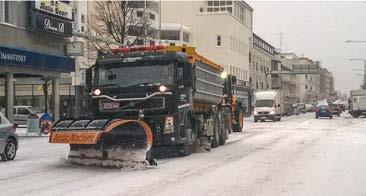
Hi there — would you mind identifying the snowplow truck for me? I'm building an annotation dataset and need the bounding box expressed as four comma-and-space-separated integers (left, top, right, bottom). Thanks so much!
49, 45, 242, 168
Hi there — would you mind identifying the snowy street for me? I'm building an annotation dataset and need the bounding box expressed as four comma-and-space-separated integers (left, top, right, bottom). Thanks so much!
1, 113, 366, 196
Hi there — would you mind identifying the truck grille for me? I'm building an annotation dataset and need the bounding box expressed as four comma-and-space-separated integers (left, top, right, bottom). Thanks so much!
258, 111, 269, 115
101, 97, 165, 111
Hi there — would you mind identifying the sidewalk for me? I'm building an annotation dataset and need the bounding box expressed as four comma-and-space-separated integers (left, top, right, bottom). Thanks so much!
15, 126, 49, 137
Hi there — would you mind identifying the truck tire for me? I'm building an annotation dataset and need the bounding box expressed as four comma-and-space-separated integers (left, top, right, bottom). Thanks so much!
219, 115, 227, 146
178, 142, 192, 156
211, 115, 220, 148
233, 112, 244, 132
179, 115, 195, 156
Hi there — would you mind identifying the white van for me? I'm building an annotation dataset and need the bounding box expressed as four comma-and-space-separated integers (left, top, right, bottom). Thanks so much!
254, 90, 284, 122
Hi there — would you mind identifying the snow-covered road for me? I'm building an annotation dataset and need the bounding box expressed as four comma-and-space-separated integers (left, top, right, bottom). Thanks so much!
1, 113, 366, 196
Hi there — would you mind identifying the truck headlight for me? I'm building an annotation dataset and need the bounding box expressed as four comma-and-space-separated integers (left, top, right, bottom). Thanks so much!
164, 116, 174, 134
254, 111, 258, 115
269, 111, 275, 115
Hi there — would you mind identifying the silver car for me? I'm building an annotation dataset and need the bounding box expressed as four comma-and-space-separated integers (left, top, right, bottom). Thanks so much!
0, 112, 18, 161
13, 106, 43, 126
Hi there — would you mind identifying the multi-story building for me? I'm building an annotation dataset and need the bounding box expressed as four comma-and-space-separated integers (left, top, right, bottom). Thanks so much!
271, 52, 298, 110
250, 33, 274, 90
160, 0, 253, 82
319, 67, 333, 99
0, 1, 75, 122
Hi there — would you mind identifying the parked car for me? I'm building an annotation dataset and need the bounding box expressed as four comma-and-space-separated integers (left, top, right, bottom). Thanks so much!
305, 104, 314, 112
292, 104, 300, 115
0, 111, 18, 161
298, 103, 306, 114
330, 104, 341, 116
13, 106, 43, 126
315, 105, 333, 119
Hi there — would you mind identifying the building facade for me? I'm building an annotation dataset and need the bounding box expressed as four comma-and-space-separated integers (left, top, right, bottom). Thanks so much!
250, 33, 274, 90
160, 0, 253, 82
0, 1, 75, 122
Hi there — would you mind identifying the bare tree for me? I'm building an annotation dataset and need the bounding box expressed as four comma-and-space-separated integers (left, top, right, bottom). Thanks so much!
89, 1, 155, 52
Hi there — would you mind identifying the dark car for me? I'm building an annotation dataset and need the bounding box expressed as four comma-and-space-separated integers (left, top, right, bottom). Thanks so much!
298, 103, 306, 114
330, 104, 341, 116
315, 105, 333, 119
0, 112, 19, 161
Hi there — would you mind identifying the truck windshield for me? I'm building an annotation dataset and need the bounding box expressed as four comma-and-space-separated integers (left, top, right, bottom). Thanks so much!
255, 100, 274, 107
97, 63, 174, 88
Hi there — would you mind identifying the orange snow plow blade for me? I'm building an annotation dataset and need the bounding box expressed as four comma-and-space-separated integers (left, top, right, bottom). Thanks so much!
50, 119, 154, 168
50, 131, 101, 144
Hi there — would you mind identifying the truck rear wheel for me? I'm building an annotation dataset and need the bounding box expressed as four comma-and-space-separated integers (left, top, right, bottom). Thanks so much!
211, 115, 220, 148
219, 115, 228, 146
233, 112, 244, 132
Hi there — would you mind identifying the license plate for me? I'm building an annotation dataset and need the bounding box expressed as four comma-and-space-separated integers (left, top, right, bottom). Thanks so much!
261, 117, 266, 120
100, 101, 120, 110
50, 131, 101, 144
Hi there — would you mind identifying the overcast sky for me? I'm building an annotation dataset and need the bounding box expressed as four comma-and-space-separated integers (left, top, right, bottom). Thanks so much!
248, 1, 366, 94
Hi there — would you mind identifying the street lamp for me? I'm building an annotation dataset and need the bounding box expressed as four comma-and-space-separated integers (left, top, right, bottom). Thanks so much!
345, 40, 366, 43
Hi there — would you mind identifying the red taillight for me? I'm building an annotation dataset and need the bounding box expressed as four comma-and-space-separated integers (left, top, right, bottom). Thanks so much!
12, 124, 16, 130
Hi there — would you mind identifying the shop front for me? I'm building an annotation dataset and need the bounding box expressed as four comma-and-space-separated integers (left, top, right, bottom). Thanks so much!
0, 44, 74, 122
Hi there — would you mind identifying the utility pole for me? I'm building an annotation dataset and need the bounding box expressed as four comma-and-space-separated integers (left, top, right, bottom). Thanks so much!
159, 0, 162, 45
279, 32, 284, 53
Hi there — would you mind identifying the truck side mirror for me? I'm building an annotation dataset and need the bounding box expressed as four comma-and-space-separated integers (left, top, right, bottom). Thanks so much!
278, 104, 281, 107
182, 62, 194, 87
86, 67, 93, 88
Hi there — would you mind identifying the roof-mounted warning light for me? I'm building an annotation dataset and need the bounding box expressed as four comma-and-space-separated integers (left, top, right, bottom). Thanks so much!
111, 45, 166, 54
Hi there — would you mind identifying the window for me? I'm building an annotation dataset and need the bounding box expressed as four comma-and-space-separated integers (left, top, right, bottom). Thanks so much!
0, 0, 13, 24
128, 1, 145, 8
207, 8, 213, 12
81, 26, 85, 32
147, 1, 159, 13
183, 32, 189, 42
208, 1, 213, 6
220, 7, 226, 11
81, 14, 85, 23
149, 13, 155, 20
227, 1, 232, 5
214, 7, 219, 12
220, 1, 226, 6
161, 30, 180, 40
136, 11, 143, 17
305, 85, 308, 89
17, 108, 30, 115
216, 35, 222, 47
4, 0, 9, 23
214, 1, 219, 6
227, 7, 232, 13
305, 74, 308, 79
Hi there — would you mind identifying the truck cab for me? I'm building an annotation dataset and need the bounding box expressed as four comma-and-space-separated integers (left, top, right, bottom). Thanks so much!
86, 48, 195, 150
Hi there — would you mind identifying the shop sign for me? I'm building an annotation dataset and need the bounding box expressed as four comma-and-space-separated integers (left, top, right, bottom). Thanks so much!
0, 45, 74, 72
34, 0, 72, 20
32, 12, 72, 37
